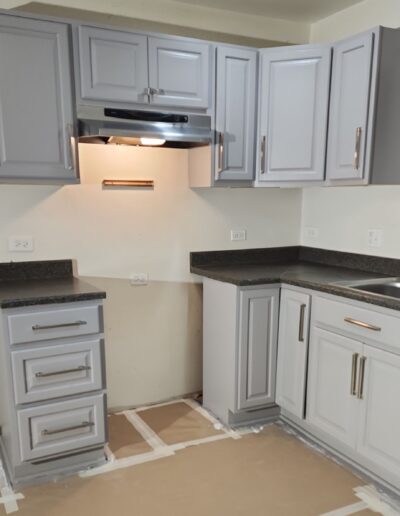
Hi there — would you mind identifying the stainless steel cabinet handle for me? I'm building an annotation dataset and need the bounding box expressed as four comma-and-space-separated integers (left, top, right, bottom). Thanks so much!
42, 421, 94, 436
66, 124, 75, 171
151, 88, 165, 95
350, 353, 359, 396
298, 303, 307, 342
217, 132, 225, 174
357, 356, 367, 399
353, 126, 362, 170
35, 365, 91, 378
344, 317, 381, 332
32, 320, 87, 331
260, 135, 267, 174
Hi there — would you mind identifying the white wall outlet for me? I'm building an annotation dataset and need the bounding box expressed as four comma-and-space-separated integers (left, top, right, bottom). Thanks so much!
367, 229, 383, 248
231, 229, 247, 241
8, 236, 34, 252
304, 227, 319, 239
130, 272, 149, 286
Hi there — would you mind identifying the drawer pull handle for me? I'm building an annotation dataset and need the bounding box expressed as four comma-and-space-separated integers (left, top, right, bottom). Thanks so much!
350, 353, 359, 396
42, 421, 95, 436
32, 320, 87, 331
298, 304, 307, 342
357, 356, 367, 400
35, 365, 91, 378
217, 131, 225, 174
260, 135, 267, 174
344, 317, 381, 332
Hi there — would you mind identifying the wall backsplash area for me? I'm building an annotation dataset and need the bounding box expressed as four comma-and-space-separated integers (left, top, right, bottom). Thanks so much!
0, 144, 301, 408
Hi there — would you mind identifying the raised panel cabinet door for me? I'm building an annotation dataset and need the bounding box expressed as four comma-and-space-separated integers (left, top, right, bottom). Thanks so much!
0, 15, 78, 182
78, 26, 149, 104
357, 346, 400, 481
276, 289, 310, 419
326, 32, 374, 182
307, 327, 361, 448
148, 37, 210, 108
258, 45, 331, 183
215, 46, 257, 182
237, 288, 279, 411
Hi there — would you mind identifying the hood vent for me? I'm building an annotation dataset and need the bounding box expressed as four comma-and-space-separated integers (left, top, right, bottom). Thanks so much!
78, 106, 212, 148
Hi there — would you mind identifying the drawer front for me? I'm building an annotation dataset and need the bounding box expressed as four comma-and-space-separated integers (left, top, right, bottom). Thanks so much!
7, 303, 102, 345
11, 339, 104, 404
17, 394, 106, 462
313, 296, 400, 353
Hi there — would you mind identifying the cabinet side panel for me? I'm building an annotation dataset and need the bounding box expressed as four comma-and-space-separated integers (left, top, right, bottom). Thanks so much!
202, 278, 237, 423
371, 29, 400, 184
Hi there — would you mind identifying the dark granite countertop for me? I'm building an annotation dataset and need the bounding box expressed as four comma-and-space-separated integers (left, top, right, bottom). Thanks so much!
0, 260, 106, 308
190, 247, 400, 311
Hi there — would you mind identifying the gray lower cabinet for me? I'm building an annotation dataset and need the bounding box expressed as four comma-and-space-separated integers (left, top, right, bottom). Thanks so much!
0, 300, 107, 486
276, 288, 310, 419
256, 44, 331, 184
202, 278, 280, 426
214, 46, 257, 182
0, 14, 79, 184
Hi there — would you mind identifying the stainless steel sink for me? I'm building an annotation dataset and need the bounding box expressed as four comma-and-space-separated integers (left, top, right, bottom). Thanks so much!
347, 279, 400, 299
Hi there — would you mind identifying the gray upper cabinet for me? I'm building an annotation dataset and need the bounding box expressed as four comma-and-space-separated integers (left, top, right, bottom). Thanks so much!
0, 15, 78, 183
148, 37, 210, 109
78, 26, 149, 104
326, 32, 374, 184
257, 45, 331, 184
214, 46, 257, 182
237, 287, 279, 411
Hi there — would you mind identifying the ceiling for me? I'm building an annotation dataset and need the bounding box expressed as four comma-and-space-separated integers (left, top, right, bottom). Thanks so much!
171, 0, 364, 22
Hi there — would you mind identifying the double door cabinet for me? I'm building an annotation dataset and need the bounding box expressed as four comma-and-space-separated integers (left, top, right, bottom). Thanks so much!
203, 280, 400, 491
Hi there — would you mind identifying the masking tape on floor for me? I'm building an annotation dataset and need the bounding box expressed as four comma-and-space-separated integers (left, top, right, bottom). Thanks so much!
123, 410, 171, 451
0, 462, 24, 514
320, 500, 369, 516
354, 485, 400, 516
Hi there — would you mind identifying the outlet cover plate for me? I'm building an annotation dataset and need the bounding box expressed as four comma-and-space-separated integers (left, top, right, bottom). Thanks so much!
231, 229, 247, 241
8, 236, 34, 252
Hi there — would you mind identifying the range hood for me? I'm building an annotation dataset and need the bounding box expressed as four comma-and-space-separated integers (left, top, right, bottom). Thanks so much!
78, 106, 212, 148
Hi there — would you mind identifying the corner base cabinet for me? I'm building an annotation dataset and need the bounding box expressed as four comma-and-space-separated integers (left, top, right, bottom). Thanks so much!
202, 278, 279, 426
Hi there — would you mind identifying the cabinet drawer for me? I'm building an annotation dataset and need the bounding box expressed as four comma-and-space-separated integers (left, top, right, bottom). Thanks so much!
313, 296, 400, 353
11, 339, 104, 404
17, 394, 106, 462
7, 303, 102, 345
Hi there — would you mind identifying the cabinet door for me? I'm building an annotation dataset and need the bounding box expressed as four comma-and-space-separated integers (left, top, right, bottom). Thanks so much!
326, 32, 374, 183
148, 37, 210, 108
0, 16, 78, 182
307, 327, 361, 448
79, 26, 149, 104
237, 288, 279, 410
258, 45, 331, 183
215, 46, 257, 182
276, 289, 310, 419
357, 346, 400, 480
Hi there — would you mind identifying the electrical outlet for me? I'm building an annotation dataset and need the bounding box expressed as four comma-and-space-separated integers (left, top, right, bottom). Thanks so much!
304, 227, 319, 239
231, 229, 247, 241
367, 229, 383, 248
8, 236, 34, 252
130, 273, 149, 286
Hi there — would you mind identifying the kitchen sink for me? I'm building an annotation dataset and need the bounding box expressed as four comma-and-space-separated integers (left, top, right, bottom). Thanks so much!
348, 279, 400, 299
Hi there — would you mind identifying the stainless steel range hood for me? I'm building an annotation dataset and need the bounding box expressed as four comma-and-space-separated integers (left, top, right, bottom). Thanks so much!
78, 106, 212, 148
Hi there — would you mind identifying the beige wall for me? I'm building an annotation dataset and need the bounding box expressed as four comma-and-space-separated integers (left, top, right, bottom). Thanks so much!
8, 0, 309, 44
302, 0, 400, 257
0, 145, 301, 408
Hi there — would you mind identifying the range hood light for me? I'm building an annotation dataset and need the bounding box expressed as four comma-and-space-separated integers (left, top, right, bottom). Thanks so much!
140, 137, 166, 146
